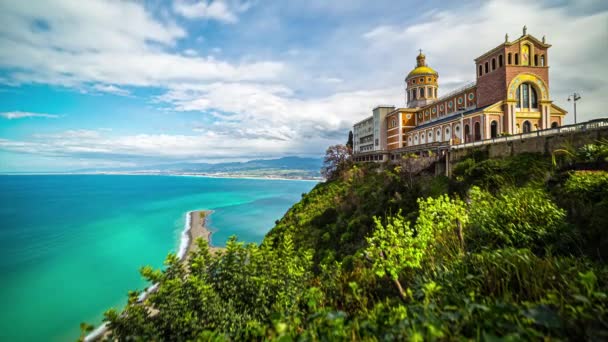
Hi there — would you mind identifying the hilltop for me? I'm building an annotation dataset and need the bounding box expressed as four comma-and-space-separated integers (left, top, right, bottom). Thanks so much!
90, 140, 608, 341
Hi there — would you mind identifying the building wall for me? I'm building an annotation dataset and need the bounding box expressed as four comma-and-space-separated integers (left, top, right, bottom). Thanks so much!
415, 87, 477, 126
477, 67, 507, 107
373, 106, 395, 151
386, 111, 401, 150
353, 117, 374, 153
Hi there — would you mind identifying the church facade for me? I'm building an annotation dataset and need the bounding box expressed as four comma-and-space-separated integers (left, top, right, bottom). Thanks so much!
352, 27, 567, 161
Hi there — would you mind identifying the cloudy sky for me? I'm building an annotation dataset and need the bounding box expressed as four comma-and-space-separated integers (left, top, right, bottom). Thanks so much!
0, 0, 606, 171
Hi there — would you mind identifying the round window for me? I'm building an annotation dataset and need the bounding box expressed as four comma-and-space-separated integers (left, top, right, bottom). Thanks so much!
419, 78, 424, 82
448, 102, 453, 108
425, 110, 429, 116
432, 107, 437, 114
440, 104, 444, 110
412, 79, 416, 84
458, 97, 463, 104
468, 93, 474, 100
427, 77, 431, 82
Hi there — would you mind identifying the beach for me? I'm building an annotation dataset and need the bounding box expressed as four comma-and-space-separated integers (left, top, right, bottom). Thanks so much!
185, 210, 222, 260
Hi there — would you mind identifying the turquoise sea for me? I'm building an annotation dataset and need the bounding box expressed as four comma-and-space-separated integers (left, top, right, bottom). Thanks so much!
0, 175, 316, 341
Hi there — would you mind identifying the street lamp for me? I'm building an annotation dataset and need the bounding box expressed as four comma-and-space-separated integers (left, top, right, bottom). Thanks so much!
567, 93, 581, 125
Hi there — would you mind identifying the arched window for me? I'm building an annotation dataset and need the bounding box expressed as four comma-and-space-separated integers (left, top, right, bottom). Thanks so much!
522, 121, 532, 133
485, 62, 489, 73
514, 53, 519, 65
436, 129, 441, 141
411, 89, 416, 100
499, 55, 503, 67
534, 54, 539, 66
474, 122, 481, 141
490, 120, 498, 138
516, 83, 538, 109
444, 127, 451, 142
508, 53, 512, 65
434, 88, 437, 98
540, 55, 545, 66
391, 119, 396, 127
492, 58, 496, 70
551, 122, 559, 128
420, 87, 425, 98
428, 131, 433, 143
464, 124, 470, 142
478, 65, 483, 76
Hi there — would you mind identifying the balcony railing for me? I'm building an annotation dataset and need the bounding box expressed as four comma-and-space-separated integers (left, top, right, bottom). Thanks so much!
451, 118, 608, 150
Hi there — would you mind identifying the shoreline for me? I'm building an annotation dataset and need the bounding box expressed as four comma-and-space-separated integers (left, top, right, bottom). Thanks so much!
0, 172, 323, 182
85, 209, 219, 342
183, 210, 221, 261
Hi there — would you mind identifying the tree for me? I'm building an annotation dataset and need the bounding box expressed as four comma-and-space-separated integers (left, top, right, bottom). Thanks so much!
346, 131, 354, 149
321, 144, 352, 180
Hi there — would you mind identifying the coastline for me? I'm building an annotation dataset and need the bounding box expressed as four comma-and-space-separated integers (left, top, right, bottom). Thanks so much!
0, 173, 323, 182
86, 209, 219, 342
183, 210, 221, 261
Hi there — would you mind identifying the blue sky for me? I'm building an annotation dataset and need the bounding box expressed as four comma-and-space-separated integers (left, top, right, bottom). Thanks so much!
0, 0, 606, 172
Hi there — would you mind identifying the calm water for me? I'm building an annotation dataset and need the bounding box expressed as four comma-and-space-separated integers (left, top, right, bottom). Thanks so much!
0, 175, 316, 341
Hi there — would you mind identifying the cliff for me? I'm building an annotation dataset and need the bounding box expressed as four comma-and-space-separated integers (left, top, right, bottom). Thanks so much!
92, 140, 608, 341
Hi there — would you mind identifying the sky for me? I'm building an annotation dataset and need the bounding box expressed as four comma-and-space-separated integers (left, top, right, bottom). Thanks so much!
0, 0, 606, 172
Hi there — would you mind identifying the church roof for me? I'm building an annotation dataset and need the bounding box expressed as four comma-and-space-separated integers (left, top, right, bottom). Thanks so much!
407, 65, 438, 78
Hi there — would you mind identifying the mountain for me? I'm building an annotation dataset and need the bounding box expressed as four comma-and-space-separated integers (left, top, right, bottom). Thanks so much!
74, 156, 324, 179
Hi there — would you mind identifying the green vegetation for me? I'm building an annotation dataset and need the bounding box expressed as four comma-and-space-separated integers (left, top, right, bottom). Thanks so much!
92, 141, 608, 341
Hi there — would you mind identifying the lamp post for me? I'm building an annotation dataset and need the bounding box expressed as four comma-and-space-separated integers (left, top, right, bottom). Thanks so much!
567, 93, 581, 125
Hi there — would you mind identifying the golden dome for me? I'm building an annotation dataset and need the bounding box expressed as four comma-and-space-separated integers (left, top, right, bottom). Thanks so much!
407, 65, 438, 78
407, 50, 438, 79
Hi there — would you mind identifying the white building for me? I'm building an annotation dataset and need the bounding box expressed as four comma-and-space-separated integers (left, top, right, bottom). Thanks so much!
353, 106, 395, 159
353, 116, 374, 153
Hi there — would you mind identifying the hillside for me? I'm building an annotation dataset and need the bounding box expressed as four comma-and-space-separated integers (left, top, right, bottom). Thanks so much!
90, 141, 608, 341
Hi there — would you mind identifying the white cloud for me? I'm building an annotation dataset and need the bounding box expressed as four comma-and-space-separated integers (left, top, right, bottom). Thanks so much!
173, 0, 239, 23
0, 0, 283, 88
92, 84, 130, 96
1, 111, 61, 119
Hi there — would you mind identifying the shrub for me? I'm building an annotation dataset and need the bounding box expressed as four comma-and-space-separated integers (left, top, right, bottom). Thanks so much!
467, 186, 566, 252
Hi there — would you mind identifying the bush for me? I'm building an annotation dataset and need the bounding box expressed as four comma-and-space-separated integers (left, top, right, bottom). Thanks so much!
552, 170, 608, 260
467, 186, 566, 252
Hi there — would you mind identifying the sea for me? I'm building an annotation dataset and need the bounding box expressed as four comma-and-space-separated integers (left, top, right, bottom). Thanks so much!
0, 174, 317, 341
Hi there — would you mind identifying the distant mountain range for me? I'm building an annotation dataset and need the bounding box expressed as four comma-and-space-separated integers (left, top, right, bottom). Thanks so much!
74, 156, 324, 180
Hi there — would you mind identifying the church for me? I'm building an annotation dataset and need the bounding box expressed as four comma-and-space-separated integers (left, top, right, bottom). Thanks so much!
352, 27, 567, 161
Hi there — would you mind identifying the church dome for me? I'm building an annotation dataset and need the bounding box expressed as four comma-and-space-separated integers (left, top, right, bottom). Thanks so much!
407, 65, 438, 78
406, 50, 438, 79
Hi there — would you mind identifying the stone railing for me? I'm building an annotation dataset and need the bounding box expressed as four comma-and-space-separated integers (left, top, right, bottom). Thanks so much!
451, 118, 608, 150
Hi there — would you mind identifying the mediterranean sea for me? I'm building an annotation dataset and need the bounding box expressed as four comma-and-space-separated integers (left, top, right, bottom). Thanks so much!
0, 175, 317, 341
